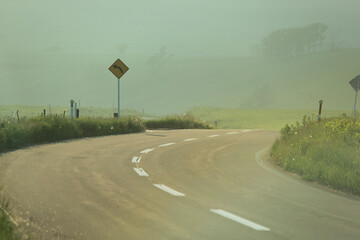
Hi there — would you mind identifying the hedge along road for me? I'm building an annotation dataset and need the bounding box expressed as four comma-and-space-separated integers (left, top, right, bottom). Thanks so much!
0, 129, 360, 239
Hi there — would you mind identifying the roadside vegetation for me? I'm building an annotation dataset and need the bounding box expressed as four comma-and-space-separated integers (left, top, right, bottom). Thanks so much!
0, 198, 21, 240
271, 115, 360, 195
145, 115, 212, 129
0, 114, 211, 154
0, 116, 145, 153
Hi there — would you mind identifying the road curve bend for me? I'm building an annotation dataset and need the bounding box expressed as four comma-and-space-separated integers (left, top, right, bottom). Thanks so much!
0, 129, 359, 240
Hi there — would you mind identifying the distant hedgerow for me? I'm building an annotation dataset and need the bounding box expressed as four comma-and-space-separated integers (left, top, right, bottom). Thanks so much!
144, 115, 212, 129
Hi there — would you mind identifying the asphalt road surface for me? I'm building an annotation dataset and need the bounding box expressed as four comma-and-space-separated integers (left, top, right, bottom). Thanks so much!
0, 129, 360, 239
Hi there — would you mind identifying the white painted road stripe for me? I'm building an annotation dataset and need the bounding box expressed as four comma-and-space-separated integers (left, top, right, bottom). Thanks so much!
210, 209, 270, 231
243, 129, 252, 132
133, 168, 149, 177
208, 134, 220, 138
184, 138, 199, 142
153, 184, 185, 197
132, 156, 141, 163
140, 148, 154, 154
226, 132, 238, 135
159, 142, 176, 147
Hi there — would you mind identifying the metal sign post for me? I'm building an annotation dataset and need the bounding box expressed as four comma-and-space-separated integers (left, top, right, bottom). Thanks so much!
70, 100, 74, 120
108, 59, 129, 118
349, 75, 360, 117
354, 79, 359, 117
318, 100, 323, 122
118, 79, 120, 119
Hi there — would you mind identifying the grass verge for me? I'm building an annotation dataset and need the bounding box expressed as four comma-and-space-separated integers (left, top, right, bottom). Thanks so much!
271, 115, 360, 195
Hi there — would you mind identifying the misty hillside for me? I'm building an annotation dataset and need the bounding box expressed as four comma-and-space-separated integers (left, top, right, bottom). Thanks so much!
1, 49, 359, 114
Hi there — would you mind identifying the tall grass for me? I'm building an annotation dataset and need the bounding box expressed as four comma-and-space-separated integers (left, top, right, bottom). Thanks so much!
271, 115, 360, 195
0, 116, 145, 153
0, 115, 211, 154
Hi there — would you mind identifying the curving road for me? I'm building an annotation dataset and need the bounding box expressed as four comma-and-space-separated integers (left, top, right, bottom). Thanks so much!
0, 129, 360, 239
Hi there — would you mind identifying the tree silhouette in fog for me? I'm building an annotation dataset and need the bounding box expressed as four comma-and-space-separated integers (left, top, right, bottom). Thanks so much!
261, 23, 328, 56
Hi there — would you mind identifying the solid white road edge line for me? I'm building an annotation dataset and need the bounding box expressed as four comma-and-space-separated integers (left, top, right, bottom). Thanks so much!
153, 184, 186, 197
184, 138, 199, 142
140, 148, 154, 154
210, 209, 270, 231
133, 168, 149, 177
208, 134, 220, 138
159, 142, 176, 147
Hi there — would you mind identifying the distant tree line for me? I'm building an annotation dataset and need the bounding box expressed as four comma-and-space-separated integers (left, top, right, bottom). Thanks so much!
261, 23, 328, 56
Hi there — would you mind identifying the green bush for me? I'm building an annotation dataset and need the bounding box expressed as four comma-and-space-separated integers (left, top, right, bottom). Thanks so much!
28, 116, 81, 143
145, 115, 212, 129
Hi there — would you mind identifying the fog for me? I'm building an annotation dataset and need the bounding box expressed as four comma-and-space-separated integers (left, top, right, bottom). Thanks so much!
1, 0, 360, 114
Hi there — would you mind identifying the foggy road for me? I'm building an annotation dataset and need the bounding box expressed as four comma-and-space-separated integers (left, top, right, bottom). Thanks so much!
1, 129, 360, 240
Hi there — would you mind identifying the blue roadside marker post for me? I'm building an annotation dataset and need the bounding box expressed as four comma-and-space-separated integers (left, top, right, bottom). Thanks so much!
108, 59, 129, 118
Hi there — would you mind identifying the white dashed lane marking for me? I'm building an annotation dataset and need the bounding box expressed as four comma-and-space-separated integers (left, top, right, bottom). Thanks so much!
184, 138, 199, 142
153, 184, 186, 197
210, 209, 270, 231
208, 134, 220, 138
133, 168, 149, 177
159, 143, 176, 147
140, 148, 154, 154
132, 156, 141, 163
226, 132, 238, 135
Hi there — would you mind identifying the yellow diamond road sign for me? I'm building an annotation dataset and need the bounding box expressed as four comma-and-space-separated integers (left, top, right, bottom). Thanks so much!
109, 59, 129, 79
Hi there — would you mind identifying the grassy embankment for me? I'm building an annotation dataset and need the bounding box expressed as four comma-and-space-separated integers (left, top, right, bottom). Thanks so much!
271, 115, 360, 195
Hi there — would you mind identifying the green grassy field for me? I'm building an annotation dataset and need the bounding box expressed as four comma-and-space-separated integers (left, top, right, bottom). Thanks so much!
188, 107, 352, 129
1, 105, 354, 130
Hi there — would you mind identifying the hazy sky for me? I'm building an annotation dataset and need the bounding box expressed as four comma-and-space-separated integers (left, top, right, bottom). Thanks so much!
1, 1, 360, 113
1, 0, 360, 57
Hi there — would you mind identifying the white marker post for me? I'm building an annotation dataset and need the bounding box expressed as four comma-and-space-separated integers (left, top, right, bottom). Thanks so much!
108, 59, 129, 119
349, 75, 360, 117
